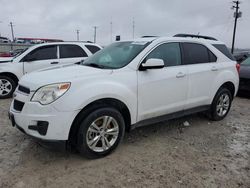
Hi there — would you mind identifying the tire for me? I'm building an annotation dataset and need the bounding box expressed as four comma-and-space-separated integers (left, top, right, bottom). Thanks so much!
76, 107, 125, 159
209, 88, 232, 121
0, 76, 17, 99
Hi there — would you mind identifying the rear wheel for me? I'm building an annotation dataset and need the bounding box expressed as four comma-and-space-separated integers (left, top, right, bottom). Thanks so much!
209, 88, 232, 121
0, 76, 16, 99
76, 107, 125, 159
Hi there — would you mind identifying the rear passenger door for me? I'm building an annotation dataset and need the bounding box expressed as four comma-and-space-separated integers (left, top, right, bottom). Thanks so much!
181, 42, 220, 109
59, 44, 88, 65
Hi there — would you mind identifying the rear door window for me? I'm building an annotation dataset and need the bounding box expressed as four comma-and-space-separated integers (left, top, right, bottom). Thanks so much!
182, 43, 216, 64
85, 45, 101, 54
59, 44, 88, 58
212, 44, 235, 60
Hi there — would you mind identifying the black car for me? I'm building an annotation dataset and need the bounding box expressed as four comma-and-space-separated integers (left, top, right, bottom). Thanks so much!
234, 52, 250, 63
239, 57, 250, 92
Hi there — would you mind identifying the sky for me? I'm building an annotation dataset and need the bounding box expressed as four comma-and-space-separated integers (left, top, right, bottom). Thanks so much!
0, 0, 249, 48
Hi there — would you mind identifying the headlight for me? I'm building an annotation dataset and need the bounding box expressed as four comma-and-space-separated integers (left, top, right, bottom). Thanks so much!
31, 83, 70, 105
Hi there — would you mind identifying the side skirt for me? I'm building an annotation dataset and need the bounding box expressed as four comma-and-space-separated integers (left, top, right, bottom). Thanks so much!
131, 105, 210, 130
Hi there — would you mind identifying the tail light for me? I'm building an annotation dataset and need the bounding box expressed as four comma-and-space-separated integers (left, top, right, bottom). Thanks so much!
236, 63, 240, 74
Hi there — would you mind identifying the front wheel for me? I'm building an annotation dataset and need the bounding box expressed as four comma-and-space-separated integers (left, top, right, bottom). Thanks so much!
209, 88, 232, 121
76, 107, 125, 159
0, 76, 16, 99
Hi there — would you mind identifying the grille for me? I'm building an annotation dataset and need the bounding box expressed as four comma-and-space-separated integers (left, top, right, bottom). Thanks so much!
13, 100, 25, 112
18, 85, 30, 94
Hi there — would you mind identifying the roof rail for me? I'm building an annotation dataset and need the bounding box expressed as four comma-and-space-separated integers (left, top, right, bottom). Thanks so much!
141, 36, 159, 38
173, 34, 217, 41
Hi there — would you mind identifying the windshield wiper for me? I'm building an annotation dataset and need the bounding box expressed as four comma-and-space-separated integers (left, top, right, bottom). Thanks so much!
83, 63, 107, 69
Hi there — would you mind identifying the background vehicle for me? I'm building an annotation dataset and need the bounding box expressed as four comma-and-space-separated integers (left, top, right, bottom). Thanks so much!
9, 35, 239, 158
238, 57, 250, 92
0, 36, 10, 43
0, 42, 102, 98
234, 52, 250, 63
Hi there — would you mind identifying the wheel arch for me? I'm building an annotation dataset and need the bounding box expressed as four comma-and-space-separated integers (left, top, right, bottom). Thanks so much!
0, 72, 19, 85
219, 81, 235, 98
68, 98, 131, 147
211, 81, 236, 104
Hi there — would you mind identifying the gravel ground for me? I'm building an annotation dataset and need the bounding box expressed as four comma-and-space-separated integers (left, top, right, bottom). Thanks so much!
0, 97, 249, 188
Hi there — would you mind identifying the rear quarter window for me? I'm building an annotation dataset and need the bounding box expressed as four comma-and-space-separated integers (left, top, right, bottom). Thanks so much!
212, 44, 235, 61
85, 45, 101, 54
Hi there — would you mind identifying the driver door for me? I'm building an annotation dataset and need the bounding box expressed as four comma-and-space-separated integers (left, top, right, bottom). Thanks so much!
137, 42, 188, 121
22, 45, 58, 74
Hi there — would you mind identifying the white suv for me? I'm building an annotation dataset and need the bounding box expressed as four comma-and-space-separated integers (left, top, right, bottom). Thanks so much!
9, 36, 239, 158
0, 42, 102, 98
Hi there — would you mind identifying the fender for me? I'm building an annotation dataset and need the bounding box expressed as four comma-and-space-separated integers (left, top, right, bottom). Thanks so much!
52, 71, 138, 124
210, 67, 239, 103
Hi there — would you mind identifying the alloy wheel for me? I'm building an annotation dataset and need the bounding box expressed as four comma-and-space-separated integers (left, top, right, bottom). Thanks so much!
216, 93, 230, 117
0, 79, 12, 97
86, 116, 119, 152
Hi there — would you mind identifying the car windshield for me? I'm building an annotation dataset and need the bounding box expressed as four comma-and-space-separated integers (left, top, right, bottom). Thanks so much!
242, 57, 250, 65
81, 41, 150, 69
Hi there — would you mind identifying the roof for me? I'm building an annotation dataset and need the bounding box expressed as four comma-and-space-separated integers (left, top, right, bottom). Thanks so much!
31, 41, 101, 48
125, 36, 225, 45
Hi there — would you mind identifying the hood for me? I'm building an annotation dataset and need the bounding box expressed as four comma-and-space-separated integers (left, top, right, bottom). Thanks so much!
19, 64, 112, 91
0, 57, 13, 63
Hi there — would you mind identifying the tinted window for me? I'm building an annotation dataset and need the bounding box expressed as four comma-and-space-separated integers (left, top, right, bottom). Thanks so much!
208, 50, 217, 62
60, 44, 87, 58
85, 45, 101, 54
26, 45, 57, 61
182, 43, 212, 64
212, 44, 235, 60
145, 43, 181, 67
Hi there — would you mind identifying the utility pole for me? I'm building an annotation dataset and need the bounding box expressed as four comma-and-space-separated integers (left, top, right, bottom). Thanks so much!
93, 26, 97, 43
0, 21, 2, 37
110, 19, 113, 43
231, 1, 241, 54
9, 22, 15, 42
132, 17, 135, 39
76, 29, 80, 41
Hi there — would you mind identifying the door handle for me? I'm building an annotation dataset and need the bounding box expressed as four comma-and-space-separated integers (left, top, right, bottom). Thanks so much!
51, 62, 59, 64
211, 66, 218, 71
176, 72, 186, 78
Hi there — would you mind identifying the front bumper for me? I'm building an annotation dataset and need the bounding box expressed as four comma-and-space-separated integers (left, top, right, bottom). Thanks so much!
8, 113, 67, 151
9, 90, 80, 141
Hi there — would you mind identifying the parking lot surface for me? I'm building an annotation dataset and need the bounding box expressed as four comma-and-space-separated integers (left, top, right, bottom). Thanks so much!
0, 97, 249, 188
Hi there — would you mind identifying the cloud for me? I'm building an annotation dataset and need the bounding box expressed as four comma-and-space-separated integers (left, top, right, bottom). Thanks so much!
0, 0, 249, 48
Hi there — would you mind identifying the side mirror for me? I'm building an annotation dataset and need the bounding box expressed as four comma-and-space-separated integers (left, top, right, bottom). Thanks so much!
140, 58, 164, 71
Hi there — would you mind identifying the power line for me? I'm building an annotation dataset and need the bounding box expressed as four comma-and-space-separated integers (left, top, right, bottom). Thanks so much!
231, 0, 242, 54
